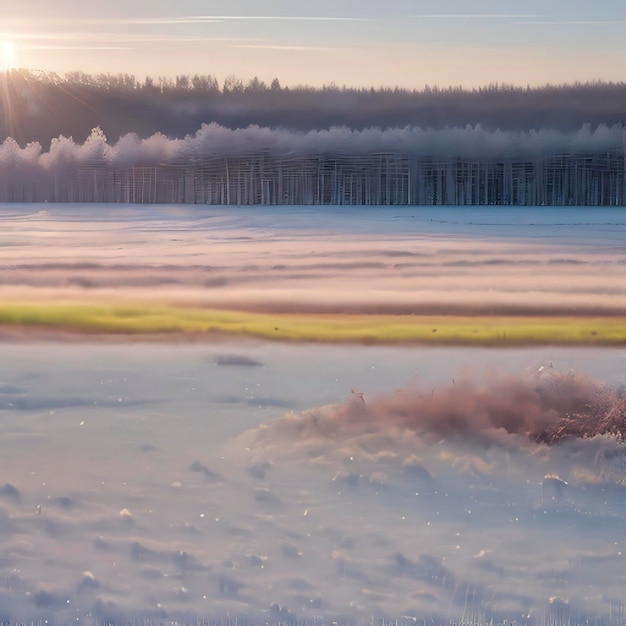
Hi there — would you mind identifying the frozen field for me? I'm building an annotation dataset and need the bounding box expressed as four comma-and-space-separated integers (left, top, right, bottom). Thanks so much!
0, 204, 623, 317
0, 204, 624, 624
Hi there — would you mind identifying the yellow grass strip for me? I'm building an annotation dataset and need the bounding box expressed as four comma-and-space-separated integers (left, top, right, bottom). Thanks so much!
0, 302, 623, 346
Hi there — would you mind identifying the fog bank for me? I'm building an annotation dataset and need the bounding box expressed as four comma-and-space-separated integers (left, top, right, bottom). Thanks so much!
1, 123, 622, 170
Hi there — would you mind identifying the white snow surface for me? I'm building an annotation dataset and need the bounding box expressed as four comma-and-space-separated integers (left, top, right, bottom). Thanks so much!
0, 204, 623, 624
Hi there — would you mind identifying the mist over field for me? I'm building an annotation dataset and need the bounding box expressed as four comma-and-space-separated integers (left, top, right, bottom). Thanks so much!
0, 203, 622, 623
0, 204, 623, 320
0, 123, 623, 174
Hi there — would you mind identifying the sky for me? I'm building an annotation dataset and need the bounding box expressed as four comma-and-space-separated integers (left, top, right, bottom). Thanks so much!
1, 0, 626, 89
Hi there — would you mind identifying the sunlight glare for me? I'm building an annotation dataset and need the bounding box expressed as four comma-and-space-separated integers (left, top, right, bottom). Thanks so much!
1, 39, 17, 71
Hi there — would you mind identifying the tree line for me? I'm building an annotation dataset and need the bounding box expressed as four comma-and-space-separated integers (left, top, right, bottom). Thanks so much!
2, 69, 626, 148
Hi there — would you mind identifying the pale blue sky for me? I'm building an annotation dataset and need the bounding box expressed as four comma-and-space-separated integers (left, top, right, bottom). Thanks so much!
2, 0, 625, 88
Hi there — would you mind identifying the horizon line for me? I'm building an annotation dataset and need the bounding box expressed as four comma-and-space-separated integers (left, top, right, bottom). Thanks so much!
3, 67, 626, 92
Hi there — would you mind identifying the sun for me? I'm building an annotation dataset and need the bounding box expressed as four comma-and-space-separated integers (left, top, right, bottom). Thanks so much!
1, 38, 17, 71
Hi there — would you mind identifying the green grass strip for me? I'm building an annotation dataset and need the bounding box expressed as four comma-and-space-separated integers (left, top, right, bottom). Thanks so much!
0, 301, 623, 345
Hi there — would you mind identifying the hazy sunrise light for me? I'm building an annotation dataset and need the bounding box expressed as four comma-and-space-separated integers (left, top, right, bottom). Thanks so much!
0, 1, 625, 624
0, 38, 17, 70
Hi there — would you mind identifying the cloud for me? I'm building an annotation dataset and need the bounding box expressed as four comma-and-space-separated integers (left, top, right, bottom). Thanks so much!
413, 14, 545, 19
75, 15, 373, 25
20, 45, 133, 51
228, 44, 336, 52
533, 20, 626, 25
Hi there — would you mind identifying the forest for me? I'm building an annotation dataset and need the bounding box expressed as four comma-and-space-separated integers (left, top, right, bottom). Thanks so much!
2, 69, 626, 147
2, 71, 624, 206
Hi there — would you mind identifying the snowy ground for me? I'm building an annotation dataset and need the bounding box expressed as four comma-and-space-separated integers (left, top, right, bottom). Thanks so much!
0, 204, 624, 624
0, 343, 624, 624
0, 204, 623, 316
